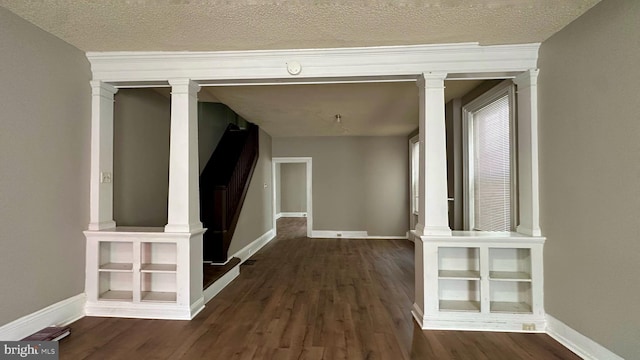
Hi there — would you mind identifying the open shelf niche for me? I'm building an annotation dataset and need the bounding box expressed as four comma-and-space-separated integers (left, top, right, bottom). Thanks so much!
438, 247, 481, 312
418, 233, 545, 332
85, 227, 206, 320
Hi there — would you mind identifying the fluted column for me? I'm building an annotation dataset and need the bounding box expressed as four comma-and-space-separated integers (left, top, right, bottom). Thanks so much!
514, 69, 542, 236
415, 72, 451, 237
165, 79, 203, 233
88, 81, 118, 230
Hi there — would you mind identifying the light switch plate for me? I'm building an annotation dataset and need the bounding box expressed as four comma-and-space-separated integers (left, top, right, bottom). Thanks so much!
100, 172, 112, 184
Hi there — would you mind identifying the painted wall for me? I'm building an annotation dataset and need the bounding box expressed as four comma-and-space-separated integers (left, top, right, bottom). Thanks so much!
198, 102, 238, 173
0, 8, 91, 325
538, 0, 640, 358
228, 129, 274, 255
279, 163, 307, 213
113, 98, 237, 226
113, 89, 171, 227
273, 136, 408, 236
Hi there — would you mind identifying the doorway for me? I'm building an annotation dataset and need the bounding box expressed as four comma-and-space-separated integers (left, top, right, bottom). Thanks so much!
272, 157, 313, 238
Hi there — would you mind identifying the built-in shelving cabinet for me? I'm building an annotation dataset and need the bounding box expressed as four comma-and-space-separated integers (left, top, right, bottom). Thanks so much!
85, 227, 205, 320
417, 232, 545, 332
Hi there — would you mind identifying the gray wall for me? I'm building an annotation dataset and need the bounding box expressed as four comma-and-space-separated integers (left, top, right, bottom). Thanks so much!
279, 163, 307, 213
113, 98, 237, 226
538, 0, 640, 358
273, 136, 408, 236
113, 89, 170, 227
198, 103, 237, 173
0, 8, 91, 325
228, 129, 273, 255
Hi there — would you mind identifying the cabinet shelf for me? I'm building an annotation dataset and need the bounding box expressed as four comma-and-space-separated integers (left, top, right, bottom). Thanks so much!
141, 264, 177, 273
141, 291, 177, 303
99, 290, 133, 301
99, 263, 133, 272
489, 271, 531, 281
439, 300, 481, 312
439, 270, 481, 280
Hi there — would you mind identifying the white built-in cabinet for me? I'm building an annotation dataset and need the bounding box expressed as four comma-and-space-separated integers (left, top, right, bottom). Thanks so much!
85, 227, 205, 320
417, 232, 545, 332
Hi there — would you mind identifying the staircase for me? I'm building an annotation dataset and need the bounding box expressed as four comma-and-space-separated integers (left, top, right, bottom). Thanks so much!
200, 122, 259, 263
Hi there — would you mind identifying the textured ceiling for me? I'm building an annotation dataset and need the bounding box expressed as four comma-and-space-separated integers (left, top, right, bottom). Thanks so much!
205, 80, 483, 137
0, 0, 599, 52
1, 0, 599, 137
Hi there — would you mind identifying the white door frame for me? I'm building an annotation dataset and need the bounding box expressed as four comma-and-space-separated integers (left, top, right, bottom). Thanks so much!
272, 157, 313, 238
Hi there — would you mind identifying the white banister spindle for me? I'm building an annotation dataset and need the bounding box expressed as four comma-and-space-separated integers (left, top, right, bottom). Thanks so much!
514, 69, 542, 236
88, 81, 118, 230
165, 79, 203, 233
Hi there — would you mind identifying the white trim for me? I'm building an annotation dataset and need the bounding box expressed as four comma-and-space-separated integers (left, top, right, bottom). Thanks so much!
311, 230, 407, 240
203, 266, 240, 304
0, 294, 86, 341
546, 314, 624, 360
366, 235, 409, 240
412, 302, 425, 328
203, 228, 276, 304
272, 157, 313, 238
86, 43, 540, 83
230, 228, 276, 264
85, 298, 203, 320
278, 212, 307, 218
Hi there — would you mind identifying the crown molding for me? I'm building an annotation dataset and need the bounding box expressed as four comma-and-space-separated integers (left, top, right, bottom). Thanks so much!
86, 42, 540, 85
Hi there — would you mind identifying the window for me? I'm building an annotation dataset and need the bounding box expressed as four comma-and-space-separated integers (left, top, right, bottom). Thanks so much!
410, 135, 420, 215
463, 82, 517, 232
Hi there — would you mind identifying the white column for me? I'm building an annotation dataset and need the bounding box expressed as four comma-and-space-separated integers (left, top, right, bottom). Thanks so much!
165, 79, 203, 233
415, 73, 451, 236
88, 81, 118, 230
514, 69, 542, 236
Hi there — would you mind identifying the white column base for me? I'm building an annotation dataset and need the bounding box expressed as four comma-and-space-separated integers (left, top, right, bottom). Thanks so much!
164, 222, 204, 233
415, 223, 452, 237
87, 220, 116, 231
516, 225, 542, 237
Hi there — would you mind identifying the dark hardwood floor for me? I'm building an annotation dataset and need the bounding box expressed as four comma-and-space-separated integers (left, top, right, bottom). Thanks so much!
60, 218, 580, 359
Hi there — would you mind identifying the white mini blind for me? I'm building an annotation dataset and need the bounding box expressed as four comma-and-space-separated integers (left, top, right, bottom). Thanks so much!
472, 94, 511, 231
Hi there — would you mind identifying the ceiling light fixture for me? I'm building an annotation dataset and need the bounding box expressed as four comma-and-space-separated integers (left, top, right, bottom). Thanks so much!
335, 114, 342, 123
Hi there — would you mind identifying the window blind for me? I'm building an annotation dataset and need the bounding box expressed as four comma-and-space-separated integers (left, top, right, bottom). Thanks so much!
472, 94, 511, 231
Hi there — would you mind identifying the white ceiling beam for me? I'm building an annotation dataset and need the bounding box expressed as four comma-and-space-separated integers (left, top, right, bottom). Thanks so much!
87, 42, 539, 85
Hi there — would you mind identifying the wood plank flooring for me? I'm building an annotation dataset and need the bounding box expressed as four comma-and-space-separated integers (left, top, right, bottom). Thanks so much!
60, 218, 580, 359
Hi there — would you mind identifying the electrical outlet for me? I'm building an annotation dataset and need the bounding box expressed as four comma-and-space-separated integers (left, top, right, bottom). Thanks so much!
522, 323, 536, 331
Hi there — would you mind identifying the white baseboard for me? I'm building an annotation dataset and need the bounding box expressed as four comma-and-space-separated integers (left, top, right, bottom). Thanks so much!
546, 314, 623, 360
311, 230, 407, 240
85, 299, 202, 321
278, 212, 307, 218
231, 228, 276, 263
203, 228, 276, 304
204, 266, 240, 304
0, 293, 86, 340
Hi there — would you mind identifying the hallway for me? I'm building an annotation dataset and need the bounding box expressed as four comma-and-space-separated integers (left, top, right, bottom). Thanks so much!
60, 218, 578, 359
